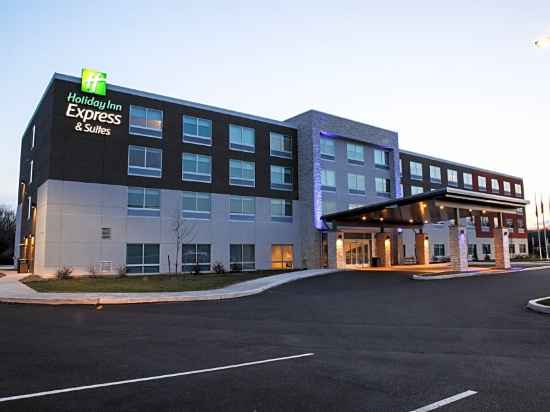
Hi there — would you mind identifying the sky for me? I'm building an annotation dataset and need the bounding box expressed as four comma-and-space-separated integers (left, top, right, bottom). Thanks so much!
2, 0, 549, 227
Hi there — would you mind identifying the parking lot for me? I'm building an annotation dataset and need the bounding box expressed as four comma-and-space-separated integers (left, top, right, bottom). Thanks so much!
1, 269, 550, 411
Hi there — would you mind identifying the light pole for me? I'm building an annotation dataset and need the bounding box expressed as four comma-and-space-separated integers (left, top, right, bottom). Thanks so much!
535, 36, 550, 48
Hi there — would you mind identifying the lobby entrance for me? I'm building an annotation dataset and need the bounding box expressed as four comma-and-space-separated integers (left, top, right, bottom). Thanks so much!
343, 233, 372, 269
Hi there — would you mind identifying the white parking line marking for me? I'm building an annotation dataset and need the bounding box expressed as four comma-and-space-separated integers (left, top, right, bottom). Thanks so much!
409, 390, 478, 412
0, 353, 314, 403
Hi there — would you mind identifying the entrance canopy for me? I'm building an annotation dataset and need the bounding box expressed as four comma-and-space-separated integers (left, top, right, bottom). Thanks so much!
322, 187, 529, 228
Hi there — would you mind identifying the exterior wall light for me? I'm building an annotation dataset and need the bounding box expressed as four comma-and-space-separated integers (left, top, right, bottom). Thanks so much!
361, 216, 366, 221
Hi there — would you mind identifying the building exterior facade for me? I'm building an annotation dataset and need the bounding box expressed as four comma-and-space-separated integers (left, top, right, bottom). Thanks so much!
399, 151, 528, 262
14, 72, 528, 276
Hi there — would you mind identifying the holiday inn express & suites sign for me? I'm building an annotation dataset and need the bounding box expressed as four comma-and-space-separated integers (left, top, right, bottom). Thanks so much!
64, 68, 123, 135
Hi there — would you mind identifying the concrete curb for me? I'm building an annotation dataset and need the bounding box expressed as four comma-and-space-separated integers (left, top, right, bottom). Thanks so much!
0, 269, 341, 306
527, 297, 550, 314
411, 265, 550, 281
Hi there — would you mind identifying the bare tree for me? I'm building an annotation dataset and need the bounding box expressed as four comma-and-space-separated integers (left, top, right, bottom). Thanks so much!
0, 206, 16, 263
172, 211, 197, 274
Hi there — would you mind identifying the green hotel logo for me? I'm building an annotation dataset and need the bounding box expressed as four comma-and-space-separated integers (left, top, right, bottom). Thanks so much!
81, 68, 107, 96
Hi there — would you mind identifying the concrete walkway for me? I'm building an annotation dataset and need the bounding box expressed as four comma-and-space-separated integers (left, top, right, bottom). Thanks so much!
0, 269, 340, 305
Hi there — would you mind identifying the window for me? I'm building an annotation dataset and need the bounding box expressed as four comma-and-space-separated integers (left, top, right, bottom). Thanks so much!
410, 161, 423, 179
183, 115, 212, 145
230, 244, 255, 271
31, 125, 35, 149
505, 218, 514, 232
399, 159, 403, 176
514, 183, 522, 197
321, 169, 336, 191
433, 244, 445, 257
129, 105, 162, 138
229, 124, 255, 152
491, 178, 500, 192
411, 185, 423, 195
126, 244, 160, 273
271, 165, 293, 191
478, 176, 487, 191
27, 196, 32, 220
517, 218, 524, 228
182, 244, 211, 272
101, 227, 111, 240
375, 177, 391, 196
480, 215, 490, 232
320, 137, 335, 160
230, 159, 255, 187
517, 218, 525, 233
346, 143, 364, 165
128, 187, 161, 217
399, 183, 403, 198
271, 244, 293, 269
463, 173, 473, 189
429, 166, 441, 183
468, 244, 477, 257
509, 243, 516, 254
503, 181, 511, 194
182, 191, 211, 219
230, 196, 255, 221
348, 173, 366, 194
447, 169, 458, 186
128, 146, 162, 178
182, 153, 211, 182
374, 149, 389, 168
271, 199, 293, 222
29, 160, 33, 184
322, 199, 337, 215
270, 132, 292, 158
482, 244, 491, 256
520, 244, 527, 254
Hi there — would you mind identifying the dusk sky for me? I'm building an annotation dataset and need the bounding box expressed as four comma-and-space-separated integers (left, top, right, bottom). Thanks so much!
3, 0, 549, 227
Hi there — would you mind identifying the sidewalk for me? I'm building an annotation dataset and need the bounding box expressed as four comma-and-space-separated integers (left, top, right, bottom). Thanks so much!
0, 269, 340, 305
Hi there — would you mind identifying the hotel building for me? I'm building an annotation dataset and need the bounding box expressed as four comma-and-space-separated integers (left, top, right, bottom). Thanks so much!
15, 72, 528, 275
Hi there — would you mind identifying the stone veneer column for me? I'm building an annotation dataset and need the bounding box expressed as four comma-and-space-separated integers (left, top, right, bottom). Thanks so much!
494, 227, 511, 270
396, 231, 404, 264
375, 232, 392, 268
327, 231, 345, 269
449, 226, 468, 271
415, 232, 430, 265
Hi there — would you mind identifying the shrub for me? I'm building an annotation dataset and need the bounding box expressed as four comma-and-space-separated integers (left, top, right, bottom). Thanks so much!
117, 265, 127, 278
56, 266, 73, 280
484, 254, 491, 261
191, 264, 201, 276
230, 263, 242, 273
212, 262, 225, 274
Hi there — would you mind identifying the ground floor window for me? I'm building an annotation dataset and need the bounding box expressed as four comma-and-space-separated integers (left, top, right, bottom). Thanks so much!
433, 243, 445, 257
230, 244, 255, 271
509, 243, 516, 254
519, 244, 527, 254
271, 244, 293, 269
182, 244, 211, 272
482, 243, 491, 256
126, 244, 160, 274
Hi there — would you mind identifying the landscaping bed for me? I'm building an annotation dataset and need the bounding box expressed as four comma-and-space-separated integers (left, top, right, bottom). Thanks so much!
23, 271, 293, 293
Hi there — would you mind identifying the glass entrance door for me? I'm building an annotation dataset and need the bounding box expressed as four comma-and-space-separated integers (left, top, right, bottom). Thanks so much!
344, 239, 371, 268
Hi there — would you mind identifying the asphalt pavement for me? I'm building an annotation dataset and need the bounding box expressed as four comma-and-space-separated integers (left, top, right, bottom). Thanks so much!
1, 269, 550, 411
